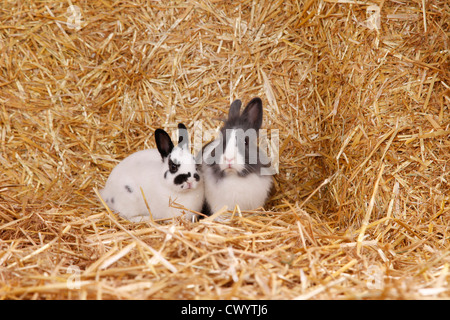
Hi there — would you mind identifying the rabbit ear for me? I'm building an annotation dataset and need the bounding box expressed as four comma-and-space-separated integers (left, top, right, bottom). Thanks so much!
177, 123, 189, 150
228, 99, 242, 122
240, 97, 263, 130
155, 129, 174, 159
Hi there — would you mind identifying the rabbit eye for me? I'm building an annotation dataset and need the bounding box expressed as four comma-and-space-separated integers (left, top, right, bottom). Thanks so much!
168, 158, 179, 173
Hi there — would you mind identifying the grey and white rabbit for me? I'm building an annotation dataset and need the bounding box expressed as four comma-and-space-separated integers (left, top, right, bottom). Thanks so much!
199, 97, 274, 216
100, 124, 204, 222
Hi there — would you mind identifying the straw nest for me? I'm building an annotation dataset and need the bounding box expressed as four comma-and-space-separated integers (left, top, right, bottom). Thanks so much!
0, 0, 448, 300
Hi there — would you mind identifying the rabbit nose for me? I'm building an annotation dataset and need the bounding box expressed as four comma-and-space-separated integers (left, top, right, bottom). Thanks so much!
187, 179, 196, 188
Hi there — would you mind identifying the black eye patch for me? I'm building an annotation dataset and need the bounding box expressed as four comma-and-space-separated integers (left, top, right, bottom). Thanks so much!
168, 157, 180, 173
174, 172, 191, 185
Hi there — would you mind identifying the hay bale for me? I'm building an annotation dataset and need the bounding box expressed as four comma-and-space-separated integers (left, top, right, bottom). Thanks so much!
0, 0, 448, 299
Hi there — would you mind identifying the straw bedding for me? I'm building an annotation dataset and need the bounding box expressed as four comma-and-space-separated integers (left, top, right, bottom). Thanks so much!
0, 0, 448, 300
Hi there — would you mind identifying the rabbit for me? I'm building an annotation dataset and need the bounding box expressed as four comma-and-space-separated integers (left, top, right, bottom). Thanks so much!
100, 123, 204, 222
198, 97, 274, 216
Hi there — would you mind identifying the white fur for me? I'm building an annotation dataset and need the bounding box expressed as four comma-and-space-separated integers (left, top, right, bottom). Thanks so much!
203, 165, 273, 214
100, 149, 204, 222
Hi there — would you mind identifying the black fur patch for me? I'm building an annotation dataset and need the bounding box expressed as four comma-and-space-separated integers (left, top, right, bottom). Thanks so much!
174, 172, 191, 185
193, 173, 200, 181
124, 185, 133, 193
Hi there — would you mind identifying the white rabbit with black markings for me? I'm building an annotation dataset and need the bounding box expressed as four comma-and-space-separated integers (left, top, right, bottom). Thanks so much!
199, 97, 274, 216
100, 124, 204, 222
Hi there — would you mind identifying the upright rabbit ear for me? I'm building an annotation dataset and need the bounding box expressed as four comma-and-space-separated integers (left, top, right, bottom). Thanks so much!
228, 99, 242, 122
155, 129, 174, 159
177, 123, 189, 150
240, 97, 263, 130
